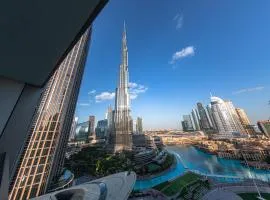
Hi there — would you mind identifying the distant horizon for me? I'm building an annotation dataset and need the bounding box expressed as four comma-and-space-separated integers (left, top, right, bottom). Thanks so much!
76, 0, 270, 129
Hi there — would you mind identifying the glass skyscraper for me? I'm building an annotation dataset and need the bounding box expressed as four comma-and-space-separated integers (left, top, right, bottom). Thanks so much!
182, 115, 194, 132
136, 117, 143, 134
75, 121, 90, 142
191, 109, 200, 131
197, 102, 211, 130
210, 96, 245, 136
9, 29, 91, 200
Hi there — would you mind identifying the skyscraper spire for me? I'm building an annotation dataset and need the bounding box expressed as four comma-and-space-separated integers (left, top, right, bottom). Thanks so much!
112, 22, 132, 151
123, 20, 126, 35
121, 21, 128, 70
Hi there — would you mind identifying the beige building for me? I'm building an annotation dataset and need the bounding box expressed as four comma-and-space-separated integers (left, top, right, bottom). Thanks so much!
235, 108, 255, 134
235, 108, 251, 126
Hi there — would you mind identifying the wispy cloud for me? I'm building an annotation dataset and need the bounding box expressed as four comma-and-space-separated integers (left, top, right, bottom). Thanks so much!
78, 103, 90, 106
233, 86, 264, 94
129, 82, 148, 100
169, 46, 195, 64
173, 13, 183, 30
95, 92, 115, 102
88, 90, 96, 94
94, 82, 148, 102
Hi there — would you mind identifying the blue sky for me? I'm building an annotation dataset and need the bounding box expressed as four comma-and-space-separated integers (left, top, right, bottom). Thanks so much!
76, 0, 270, 129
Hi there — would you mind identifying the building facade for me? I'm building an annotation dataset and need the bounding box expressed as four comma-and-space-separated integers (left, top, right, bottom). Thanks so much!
206, 104, 217, 130
106, 105, 113, 132
182, 115, 194, 132
197, 102, 211, 130
88, 116, 95, 137
257, 120, 270, 137
112, 23, 133, 151
9, 30, 91, 200
191, 109, 200, 131
235, 108, 251, 126
95, 119, 108, 139
75, 121, 89, 142
235, 108, 253, 134
136, 117, 143, 134
69, 117, 78, 141
224, 101, 246, 134
210, 96, 245, 136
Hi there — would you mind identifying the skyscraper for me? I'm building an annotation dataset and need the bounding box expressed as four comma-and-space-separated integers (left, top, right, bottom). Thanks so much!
106, 105, 113, 130
136, 117, 143, 134
113, 22, 133, 151
89, 116, 95, 137
95, 119, 108, 139
182, 115, 194, 132
69, 117, 78, 141
210, 96, 245, 136
191, 109, 200, 131
235, 108, 253, 134
197, 102, 211, 130
9, 30, 91, 200
206, 104, 217, 130
224, 100, 246, 134
235, 108, 251, 126
257, 120, 270, 137
75, 121, 90, 142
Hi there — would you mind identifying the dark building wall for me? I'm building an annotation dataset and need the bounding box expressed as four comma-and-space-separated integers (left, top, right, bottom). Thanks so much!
0, 82, 42, 180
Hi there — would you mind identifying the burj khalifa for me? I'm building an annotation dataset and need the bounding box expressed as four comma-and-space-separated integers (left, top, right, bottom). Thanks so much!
112, 22, 133, 151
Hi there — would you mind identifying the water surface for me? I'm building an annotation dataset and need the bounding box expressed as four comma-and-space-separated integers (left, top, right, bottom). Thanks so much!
134, 145, 270, 190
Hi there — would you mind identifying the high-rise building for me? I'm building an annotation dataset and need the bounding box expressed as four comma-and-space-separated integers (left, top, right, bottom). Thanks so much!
182, 115, 194, 132
75, 121, 90, 142
191, 109, 200, 130
257, 120, 270, 137
197, 102, 211, 130
224, 101, 246, 134
112, 23, 133, 151
136, 117, 143, 134
95, 119, 108, 139
9, 30, 91, 200
235, 108, 251, 126
69, 117, 78, 141
88, 116, 95, 137
210, 96, 245, 136
235, 108, 253, 134
206, 104, 217, 130
106, 105, 113, 130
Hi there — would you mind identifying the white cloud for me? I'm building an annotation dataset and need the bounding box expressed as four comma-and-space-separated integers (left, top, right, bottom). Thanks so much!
95, 92, 115, 102
169, 46, 195, 64
129, 82, 148, 100
173, 13, 183, 30
233, 86, 264, 94
94, 82, 148, 102
128, 82, 138, 88
88, 90, 96, 94
78, 103, 90, 106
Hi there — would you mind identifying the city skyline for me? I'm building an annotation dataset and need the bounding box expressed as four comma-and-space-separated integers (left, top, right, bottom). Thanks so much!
76, 0, 270, 129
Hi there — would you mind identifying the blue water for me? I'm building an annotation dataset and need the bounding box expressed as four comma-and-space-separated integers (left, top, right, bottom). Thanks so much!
134, 145, 270, 190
